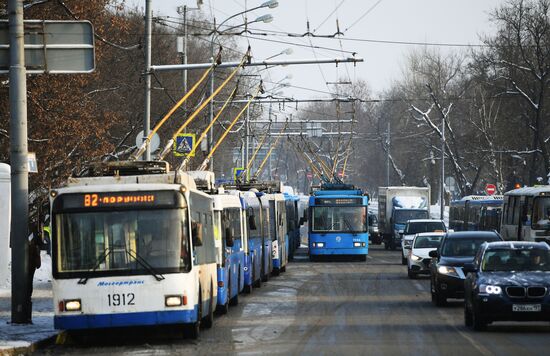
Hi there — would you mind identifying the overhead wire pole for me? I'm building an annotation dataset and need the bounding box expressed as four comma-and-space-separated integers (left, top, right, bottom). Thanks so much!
8, 0, 30, 324
143, 0, 153, 160
150, 56, 363, 72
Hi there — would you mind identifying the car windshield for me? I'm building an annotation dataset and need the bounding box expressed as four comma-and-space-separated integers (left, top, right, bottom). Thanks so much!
482, 248, 550, 272
405, 221, 446, 234
441, 237, 499, 257
54, 208, 190, 275
394, 210, 429, 224
414, 235, 443, 249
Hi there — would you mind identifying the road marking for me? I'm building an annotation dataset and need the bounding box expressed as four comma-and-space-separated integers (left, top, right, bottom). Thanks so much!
437, 309, 494, 356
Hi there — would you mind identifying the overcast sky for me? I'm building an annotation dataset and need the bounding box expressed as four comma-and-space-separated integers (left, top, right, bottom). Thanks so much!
132, 0, 503, 98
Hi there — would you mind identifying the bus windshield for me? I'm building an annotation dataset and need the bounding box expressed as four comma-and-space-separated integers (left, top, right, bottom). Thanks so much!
54, 208, 190, 276
532, 197, 550, 229
312, 206, 367, 233
394, 210, 429, 225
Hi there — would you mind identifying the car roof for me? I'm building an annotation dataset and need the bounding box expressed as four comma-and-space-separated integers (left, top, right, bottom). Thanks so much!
445, 231, 501, 239
406, 219, 444, 223
484, 241, 550, 250
414, 232, 447, 237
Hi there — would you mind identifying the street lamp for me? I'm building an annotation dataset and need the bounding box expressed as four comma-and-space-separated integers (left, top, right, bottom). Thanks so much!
265, 47, 293, 60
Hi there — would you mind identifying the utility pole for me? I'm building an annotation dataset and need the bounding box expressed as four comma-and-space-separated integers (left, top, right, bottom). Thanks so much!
8, 0, 30, 324
244, 95, 251, 182
441, 112, 445, 220
143, 0, 152, 160
386, 121, 390, 186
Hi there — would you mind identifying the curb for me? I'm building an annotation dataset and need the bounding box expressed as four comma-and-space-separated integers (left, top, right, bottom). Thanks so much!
0, 332, 60, 356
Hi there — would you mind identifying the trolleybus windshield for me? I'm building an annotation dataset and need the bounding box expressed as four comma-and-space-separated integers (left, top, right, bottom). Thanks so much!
53, 192, 191, 278
312, 206, 367, 233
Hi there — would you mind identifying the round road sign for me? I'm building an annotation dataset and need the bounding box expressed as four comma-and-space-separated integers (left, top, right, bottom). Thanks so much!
485, 184, 497, 195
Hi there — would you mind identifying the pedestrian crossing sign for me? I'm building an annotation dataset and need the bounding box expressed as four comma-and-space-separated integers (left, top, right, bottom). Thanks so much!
233, 167, 246, 182
174, 133, 196, 157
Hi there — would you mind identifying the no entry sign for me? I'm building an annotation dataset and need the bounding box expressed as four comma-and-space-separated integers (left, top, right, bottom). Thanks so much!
485, 184, 497, 195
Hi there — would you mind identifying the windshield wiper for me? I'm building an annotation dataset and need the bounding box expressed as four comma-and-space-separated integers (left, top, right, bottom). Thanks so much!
342, 218, 357, 235
78, 248, 112, 285
125, 248, 165, 282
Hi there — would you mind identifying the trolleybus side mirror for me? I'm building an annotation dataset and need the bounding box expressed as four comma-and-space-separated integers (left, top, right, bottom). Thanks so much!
192, 221, 203, 247
225, 227, 234, 247
429, 250, 438, 258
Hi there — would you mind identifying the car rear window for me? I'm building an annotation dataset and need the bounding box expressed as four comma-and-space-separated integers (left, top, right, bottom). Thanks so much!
405, 221, 446, 234
441, 237, 500, 257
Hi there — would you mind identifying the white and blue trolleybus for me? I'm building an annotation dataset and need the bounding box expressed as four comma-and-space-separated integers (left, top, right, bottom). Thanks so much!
50, 161, 217, 338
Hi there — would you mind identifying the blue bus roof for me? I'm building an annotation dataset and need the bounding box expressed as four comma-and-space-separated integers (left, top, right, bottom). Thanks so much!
313, 189, 364, 196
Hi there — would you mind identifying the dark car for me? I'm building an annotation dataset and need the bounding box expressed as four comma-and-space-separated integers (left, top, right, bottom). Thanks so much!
430, 231, 503, 306
464, 241, 550, 330
368, 212, 381, 244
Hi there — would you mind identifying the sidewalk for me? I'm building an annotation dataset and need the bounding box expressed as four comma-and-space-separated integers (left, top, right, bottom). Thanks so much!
0, 253, 59, 355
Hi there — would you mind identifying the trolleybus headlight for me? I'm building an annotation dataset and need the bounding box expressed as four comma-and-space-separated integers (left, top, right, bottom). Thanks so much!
63, 299, 81, 312
314, 242, 324, 248
479, 284, 502, 295
354, 242, 361, 247
165, 295, 183, 307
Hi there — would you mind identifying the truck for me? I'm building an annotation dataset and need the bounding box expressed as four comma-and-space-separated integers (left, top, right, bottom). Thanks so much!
378, 186, 430, 250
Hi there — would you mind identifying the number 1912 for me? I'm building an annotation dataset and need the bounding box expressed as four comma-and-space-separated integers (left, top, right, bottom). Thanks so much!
107, 293, 135, 306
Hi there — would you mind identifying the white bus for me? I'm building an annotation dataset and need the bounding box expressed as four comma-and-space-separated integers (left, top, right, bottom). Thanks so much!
501, 186, 550, 243
50, 162, 217, 338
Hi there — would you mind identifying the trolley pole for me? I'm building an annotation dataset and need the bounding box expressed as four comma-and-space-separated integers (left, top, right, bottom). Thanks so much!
8, 0, 31, 324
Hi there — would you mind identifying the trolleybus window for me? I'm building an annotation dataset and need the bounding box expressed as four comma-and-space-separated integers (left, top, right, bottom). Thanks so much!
533, 196, 550, 229
312, 206, 367, 232
54, 208, 190, 276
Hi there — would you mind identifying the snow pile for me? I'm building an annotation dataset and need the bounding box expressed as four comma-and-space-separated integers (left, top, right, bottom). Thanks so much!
392, 196, 428, 209
0, 251, 52, 289
430, 204, 449, 226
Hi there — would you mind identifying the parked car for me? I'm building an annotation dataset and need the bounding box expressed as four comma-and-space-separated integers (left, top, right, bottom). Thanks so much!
368, 211, 381, 244
464, 241, 550, 330
430, 231, 503, 306
407, 232, 446, 279
401, 219, 446, 265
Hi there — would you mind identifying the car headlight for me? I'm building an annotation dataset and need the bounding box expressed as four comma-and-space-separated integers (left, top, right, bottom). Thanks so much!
411, 254, 422, 261
437, 265, 459, 277
479, 284, 502, 295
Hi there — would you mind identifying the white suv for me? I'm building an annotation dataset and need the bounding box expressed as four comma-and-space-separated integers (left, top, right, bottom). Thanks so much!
401, 219, 446, 265
407, 232, 446, 278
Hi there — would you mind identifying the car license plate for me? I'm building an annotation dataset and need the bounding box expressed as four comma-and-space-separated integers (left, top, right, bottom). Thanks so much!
512, 304, 541, 312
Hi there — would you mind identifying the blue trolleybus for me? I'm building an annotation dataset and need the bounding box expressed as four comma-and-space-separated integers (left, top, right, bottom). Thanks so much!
449, 195, 503, 232
308, 183, 369, 261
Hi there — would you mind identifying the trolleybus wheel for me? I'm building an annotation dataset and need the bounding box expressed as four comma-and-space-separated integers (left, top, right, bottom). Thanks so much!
202, 282, 214, 329
230, 269, 240, 306
188, 289, 202, 339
